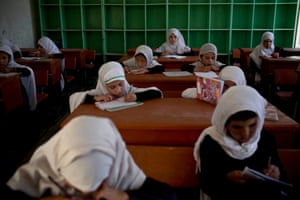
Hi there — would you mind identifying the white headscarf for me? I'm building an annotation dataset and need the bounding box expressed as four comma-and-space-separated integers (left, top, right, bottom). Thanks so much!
0, 35, 21, 55
218, 66, 247, 86
250, 31, 275, 68
7, 116, 146, 197
69, 61, 162, 112
123, 45, 161, 68
157, 28, 191, 54
0, 45, 37, 110
199, 43, 217, 61
38, 36, 61, 54
193, 85, 266, 173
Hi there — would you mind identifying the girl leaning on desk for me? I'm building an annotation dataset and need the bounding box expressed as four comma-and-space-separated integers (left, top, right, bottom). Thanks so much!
29, 36, 65, 91
193, 85, 297, 200
181, 43, 226, 73
5, 115, 178, 200
121, 44, 164, 74
69, 61, 163, 112
0, 44, 37, 111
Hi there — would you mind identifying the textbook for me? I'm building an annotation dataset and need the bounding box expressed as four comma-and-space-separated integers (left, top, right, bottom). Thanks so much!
243, 166, 293, 188
162, 55, 186, 59
95, 97, 143, 112
196, 75, 224, 105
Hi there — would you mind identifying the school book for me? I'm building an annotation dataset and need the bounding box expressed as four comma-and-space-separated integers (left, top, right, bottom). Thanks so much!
162, 55, 186, 59
196, 75, 224, 105
95, 97, 143, 112
243, 166, 293, 189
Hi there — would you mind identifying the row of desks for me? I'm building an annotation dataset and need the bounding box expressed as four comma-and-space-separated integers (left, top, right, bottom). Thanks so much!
60, 98, 300, 188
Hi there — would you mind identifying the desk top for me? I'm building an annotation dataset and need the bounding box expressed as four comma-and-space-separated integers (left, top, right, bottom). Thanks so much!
61, 98, 300, 147
126, 73, 196, 83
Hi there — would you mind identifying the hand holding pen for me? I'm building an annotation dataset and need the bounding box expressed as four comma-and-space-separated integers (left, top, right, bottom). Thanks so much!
263, 156, 280, 179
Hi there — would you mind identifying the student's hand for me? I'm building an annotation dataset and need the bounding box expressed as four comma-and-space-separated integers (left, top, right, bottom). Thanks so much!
92, 180, 129, 200
124, 93, 137, 102
94, 94, 113, 102
263, 164, 280, 179
226, 170, 251, 184
0, 66, 12, 73
131, 68, 148, 74
28, 51, 41, 57
161, 51, 168, 56
272, 52, 279, 58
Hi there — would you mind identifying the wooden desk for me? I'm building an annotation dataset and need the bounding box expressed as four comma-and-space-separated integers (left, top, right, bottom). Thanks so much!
156, 55, 199, 68
0, 73, 23, 112
260, 57, 300, 96
60, 98, 300, 188
283, 48, 300, 57
15, 58, 61, 86
126, 73, 196, 97
61, 48, 86, 69
61, 98, 300, 148
119, 54, 199, 69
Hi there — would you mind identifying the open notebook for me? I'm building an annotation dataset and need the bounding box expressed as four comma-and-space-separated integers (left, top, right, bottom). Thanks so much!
95, 97, 143, 112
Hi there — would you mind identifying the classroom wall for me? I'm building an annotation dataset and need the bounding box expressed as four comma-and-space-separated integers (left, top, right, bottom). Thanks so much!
0, 0, 39, 48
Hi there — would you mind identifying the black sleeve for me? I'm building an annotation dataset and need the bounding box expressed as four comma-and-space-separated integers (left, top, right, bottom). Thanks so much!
51, 53, 64, 59
2, 183, 37, 200
13, 51, 22, 58
83, 94, 95, 104
135, 90, 162, 101
127, 177, 178, 200
16, 67, 31, 76
180, 64, 195, 73
147, 65, 165, 74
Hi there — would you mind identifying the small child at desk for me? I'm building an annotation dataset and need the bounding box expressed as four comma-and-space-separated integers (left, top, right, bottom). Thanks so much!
154, 28, 192, 56
250, 31, 282, 83
181, 43, 226, 73
69, 61, 163, 112
121, 44, 164, 74
29, 36, 65, 91
0, 44, 37, 111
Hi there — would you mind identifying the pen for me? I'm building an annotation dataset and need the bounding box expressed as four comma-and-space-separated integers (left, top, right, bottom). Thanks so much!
267, 156, 272, 167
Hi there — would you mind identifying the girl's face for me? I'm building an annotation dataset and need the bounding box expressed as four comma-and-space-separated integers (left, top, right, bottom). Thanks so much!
263, 39, 273, 49
168, 33, 177, 45
106, 80, 125, 98
200, 52, 216, 66
135, 54, 147, 68
226, 116, 258, 144
0, 51, 9, 67
37, 44, 46, 54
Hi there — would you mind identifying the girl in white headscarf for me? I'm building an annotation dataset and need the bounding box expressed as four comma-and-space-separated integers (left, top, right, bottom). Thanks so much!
6, 115, 177, 200
249, 32, 280, 82
181, 65, 246, 99
181, 43, 225, 73
32, 36, 65, 91
121, 44, 164, 74
0, 45, 37, 111
193, 85, 288, 200
69, 61, 163, 112
155, 28, 191, 56
0, 35, 22, 58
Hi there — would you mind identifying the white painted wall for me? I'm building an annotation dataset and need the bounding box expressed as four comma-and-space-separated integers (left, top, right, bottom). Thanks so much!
0, 0, 36, 48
